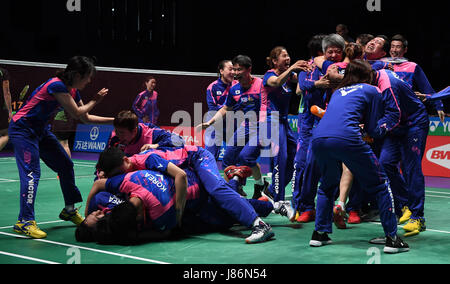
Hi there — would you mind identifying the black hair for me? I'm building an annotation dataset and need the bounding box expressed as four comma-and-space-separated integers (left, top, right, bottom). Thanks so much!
75, 221, 95, 243
308, 34, 327, 57
356, 33, 374, 46
56, 56, 96, 86
232, 55, 252, 69
75, 201, 138, 245
217, 59, 232, 74
391, 34, 408, 48
96, 147, 126, 178
376, 35, 391, 55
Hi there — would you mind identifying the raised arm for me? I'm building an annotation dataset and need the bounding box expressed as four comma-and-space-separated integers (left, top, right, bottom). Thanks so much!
54, 88, 110, 122
195, 105, 231, 132
85, 179, 107, 216
265, 60, 310, 88
2, 80, 12, 121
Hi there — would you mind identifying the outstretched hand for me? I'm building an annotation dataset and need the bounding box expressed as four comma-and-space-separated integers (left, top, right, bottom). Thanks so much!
94, 88, 109, 102
195, 122, 210, 133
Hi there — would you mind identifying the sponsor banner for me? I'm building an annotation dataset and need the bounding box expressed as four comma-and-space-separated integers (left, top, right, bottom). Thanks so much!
423, 136, 450, 178
429, 117, 450, 137
73, 124, 114, 153
160, 126, 204, 148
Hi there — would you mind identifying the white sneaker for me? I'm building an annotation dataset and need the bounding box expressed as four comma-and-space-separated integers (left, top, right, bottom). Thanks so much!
274, 201, 295, 222
245, 221, 275, 244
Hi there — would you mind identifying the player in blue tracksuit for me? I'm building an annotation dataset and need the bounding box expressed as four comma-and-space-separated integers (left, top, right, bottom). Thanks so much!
374, 69, 429, 235
292, 64, 325, 216
261, 46, 311, 202
9, 56, 114, 239
197, 55, 269, 199
293, 34, 345, 222
388, 34, 445, 122
309, 60, 408, 253
204, 60, 237, 160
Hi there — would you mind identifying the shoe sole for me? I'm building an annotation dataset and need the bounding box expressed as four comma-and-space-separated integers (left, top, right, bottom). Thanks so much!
245, 232, 275, 244
309, 240, 332, 247
59, 216, 84, 225
296, 213, 315, 223
403, 229, 426, 237
297, 219, 315, 223
383, 247, 410, 254
13, 227, 47, 239
369, 237, 386, 245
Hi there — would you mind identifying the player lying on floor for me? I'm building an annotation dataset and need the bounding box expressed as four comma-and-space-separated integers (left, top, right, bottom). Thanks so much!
75, 148, 294, 244
76, 168, 294, 245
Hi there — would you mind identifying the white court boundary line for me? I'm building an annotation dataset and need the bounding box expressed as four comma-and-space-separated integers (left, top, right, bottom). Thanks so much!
370, 222, 450, 235
0, 59, 218, 77
0, 251, 60, 264
0, 220, 64, 230
0, 231, 170, 264
427, 190, 450, 195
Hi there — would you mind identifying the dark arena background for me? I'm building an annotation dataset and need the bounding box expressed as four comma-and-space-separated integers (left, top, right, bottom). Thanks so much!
0, 0, 449, 123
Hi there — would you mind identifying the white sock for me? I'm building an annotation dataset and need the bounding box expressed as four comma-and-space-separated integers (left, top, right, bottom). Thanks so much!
233, 176, 240, 182
338, 201, 345, 211
252, 217, 263, 227
65, 204, 75, 213
255, 178, 264, 186
273, 202, 281, 210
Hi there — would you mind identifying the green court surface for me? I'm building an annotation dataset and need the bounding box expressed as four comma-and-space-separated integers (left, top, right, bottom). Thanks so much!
0, 156, 449, 264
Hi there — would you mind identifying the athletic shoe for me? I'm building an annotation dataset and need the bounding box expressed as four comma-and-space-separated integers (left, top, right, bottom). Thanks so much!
59, 208, 85, 226
348, 211, 361, 224
309, 231, 332, 247
254, 179, 271, 200
274, 201, 295, 222
224, 166, 252, 183
383, 235, 410, 254
296, 210, 316, 223
369, 237, 386, 245
333, 205, 347, 229
399, 206, 412, 224
258, 196, 269, 202
361, 209, 380, 222
245, 221, 275, 244
14, 220, 47, 239
403, 217, 426, 237
294, 211, 300, 221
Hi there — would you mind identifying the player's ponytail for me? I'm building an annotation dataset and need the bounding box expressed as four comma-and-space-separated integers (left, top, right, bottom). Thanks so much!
56, 56, 96, 86
344, 43, 364, 61
337, 59, 373, 89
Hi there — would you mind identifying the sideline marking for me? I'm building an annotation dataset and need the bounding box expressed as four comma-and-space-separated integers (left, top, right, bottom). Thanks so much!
0, 231, 170, 264
0, 250, 60, 264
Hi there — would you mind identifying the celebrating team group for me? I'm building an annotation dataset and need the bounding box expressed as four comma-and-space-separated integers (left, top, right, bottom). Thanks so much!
7, 30, 447, 255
